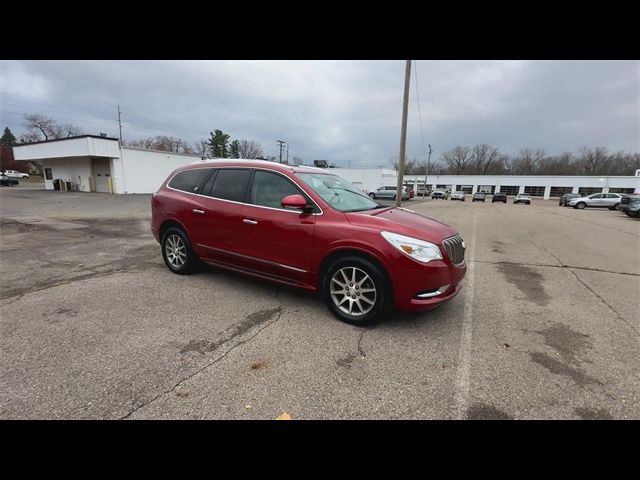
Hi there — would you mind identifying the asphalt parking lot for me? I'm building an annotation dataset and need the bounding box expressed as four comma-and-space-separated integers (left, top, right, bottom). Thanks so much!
1, 188, 638, 419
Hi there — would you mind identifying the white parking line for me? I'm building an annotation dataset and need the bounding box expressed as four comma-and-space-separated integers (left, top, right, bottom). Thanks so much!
453, 212, 477, 419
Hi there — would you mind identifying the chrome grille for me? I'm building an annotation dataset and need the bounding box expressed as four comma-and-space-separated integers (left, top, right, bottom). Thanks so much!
442, 235, 465, 265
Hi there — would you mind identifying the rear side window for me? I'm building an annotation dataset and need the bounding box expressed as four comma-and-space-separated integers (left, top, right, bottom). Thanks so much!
250, 170, 301, 209
209, 169, 251, 202
168, 168, 212, 193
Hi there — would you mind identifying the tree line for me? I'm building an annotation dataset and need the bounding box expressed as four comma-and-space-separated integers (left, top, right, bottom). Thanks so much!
391, 144, 640, 177
1, 113, 270, 161
3, 114, 639, 176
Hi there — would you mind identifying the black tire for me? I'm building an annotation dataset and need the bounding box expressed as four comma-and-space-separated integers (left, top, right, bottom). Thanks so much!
575, 202, 586, 209
321, 255, 393, 326
369, 192, 376, 199
393, 194, 397, 200
609, 204, 619, 210
161, 227, 197, 275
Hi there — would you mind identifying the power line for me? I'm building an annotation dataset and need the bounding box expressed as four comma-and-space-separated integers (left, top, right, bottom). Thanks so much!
0, 91, 209, 142
413, 61, 429, 161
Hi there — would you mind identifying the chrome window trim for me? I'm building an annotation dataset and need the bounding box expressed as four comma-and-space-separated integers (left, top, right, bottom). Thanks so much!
165, 166, 324, 215
196, 244, 308, 273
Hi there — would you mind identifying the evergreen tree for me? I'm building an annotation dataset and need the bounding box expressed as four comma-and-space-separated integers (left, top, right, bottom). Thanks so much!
1, 127, 17, 146
206, 129, 230, 158
229, 140, 240, 158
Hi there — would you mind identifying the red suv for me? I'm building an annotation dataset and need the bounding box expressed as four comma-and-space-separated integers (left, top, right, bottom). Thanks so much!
151, 160, 467, 325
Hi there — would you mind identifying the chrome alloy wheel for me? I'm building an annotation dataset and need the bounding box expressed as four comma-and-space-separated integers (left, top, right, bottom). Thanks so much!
165, 234, 187, 268
330, 267, 377, 316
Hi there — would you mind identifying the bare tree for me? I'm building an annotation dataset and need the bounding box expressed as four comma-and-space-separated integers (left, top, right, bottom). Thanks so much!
441, 146, 471, 174
471, 144, 502, 175
578, 146, 609, 174
194, 140, 209, 157
52, 123, 83, 138
23, 113, 83, 141
237, 139, 264, 159
512, 148, 545, 174
24, 113, 57, 140
125, 136, 194, 154
390, 157, 417, 174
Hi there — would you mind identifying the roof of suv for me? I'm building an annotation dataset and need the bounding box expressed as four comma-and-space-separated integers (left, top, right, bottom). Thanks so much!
181, 159, 332, 175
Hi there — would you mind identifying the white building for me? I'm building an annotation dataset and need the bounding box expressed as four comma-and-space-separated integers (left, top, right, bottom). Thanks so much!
11, 138, 640, 198
332, 168, 640, 199
12, 135, 205, 194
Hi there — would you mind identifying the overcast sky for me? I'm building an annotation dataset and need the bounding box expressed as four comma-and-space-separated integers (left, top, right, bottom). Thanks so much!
1, 60, 638, 167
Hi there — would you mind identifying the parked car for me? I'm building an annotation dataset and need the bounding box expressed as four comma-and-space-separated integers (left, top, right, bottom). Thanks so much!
472, 192, 486, 202
0, 174, 19, 186
431, 190, 449, 200
369, 185, 409, 201
514, 193, 532, 205
451, 191, 466, 201
403, 185, 415, 198
492, 192, 507, 203
618, 195, 640, 218
417, 186, 430, 197
151, 160, 467, 325
559, 193, 581, 206
568, 193, 622, 210
1, 169, 29, 179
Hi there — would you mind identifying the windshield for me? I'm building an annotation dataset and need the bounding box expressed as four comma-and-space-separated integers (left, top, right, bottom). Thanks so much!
296, 173, 382, 212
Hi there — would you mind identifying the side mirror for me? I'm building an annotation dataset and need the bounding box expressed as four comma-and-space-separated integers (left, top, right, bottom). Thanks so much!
281, 194, 308, 210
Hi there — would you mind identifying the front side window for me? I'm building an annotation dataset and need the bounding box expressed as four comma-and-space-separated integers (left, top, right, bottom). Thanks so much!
168, 168, 212, 193
297, 173, 381, 212
209, 169, 251, 202
250, 170, 301, 209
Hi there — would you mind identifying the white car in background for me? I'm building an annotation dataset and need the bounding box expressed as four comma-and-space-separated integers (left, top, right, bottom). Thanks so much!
568, 193, 622, 210
2, 170, 29, 178
451, 191, 466, 201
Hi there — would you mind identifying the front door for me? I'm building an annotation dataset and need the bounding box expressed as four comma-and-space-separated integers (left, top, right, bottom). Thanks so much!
235, 169, 316, 285
92, 158, 111, 192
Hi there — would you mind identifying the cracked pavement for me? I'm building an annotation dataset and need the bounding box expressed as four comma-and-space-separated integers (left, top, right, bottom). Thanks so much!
1, 188, 638, 419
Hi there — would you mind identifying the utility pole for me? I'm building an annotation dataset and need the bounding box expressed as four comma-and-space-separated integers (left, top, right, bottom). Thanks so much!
395, 60, 412, 207
117, 105, 123, 147
286, 143, 289, 164
277, 140, 286, 163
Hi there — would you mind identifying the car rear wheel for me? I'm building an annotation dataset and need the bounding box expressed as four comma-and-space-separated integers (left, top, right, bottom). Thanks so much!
322, 256, 392, 326
161, 227, 197, 274
575, 202, 586, 209
609, 204, 619, 210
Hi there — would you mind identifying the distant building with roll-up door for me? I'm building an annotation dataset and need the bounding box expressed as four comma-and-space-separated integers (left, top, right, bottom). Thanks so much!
12, 135, 209, 194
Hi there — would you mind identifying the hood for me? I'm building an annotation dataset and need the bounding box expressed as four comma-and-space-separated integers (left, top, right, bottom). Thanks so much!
345, 207, 458, 243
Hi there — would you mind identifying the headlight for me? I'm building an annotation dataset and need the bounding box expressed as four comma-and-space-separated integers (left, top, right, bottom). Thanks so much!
381, 231, 443, 263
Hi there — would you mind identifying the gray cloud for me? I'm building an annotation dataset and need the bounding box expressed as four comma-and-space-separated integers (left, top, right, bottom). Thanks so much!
1, 60, 638, 166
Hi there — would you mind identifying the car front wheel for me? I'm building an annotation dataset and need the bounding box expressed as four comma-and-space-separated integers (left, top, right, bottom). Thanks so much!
369, 192, 376, 199
161, 227, 197, 274
322, 256, 392, 326
575, 202, 586, 209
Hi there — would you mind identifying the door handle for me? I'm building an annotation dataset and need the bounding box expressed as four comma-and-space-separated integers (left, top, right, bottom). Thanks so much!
243, 219, 258, 225
192, 209, 205, 214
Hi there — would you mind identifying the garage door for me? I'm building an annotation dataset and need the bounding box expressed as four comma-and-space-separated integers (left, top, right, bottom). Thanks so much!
92, 158, 111, 193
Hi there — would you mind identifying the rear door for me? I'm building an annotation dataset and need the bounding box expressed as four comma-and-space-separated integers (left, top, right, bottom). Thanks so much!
235, 169, 316, 284
189, 168, 252, 264
605, 194, 620, 207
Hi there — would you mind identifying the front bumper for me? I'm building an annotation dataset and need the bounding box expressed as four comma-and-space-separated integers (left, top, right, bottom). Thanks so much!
388, 250, 467, 311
